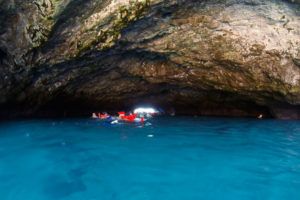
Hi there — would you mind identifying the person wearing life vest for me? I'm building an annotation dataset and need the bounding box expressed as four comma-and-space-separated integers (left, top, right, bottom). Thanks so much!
99, 112, 109, 119
118, 111, 126, 120
118, 112, 137, 122
125, 113, 137, 122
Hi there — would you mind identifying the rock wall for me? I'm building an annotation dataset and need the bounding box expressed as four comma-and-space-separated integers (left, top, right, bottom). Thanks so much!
0, 0, 300, 118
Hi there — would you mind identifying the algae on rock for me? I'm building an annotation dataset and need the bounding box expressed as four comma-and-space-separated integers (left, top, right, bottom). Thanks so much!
77, 0, 150, 55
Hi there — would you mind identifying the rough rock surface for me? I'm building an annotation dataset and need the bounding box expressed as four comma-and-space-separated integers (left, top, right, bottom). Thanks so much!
0, 0, 300, 118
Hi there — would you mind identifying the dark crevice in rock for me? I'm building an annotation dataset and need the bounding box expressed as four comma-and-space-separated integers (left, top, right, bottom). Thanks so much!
0, 48, 8, 65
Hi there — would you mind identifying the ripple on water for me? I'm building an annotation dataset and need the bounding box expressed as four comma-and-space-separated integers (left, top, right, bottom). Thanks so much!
0, 117, 299, 200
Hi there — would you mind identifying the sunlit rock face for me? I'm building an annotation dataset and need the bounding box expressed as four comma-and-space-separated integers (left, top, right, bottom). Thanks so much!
0, 0, 300, 118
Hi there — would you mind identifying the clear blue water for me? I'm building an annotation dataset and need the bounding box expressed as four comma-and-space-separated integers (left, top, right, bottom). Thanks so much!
0, 117, 300, 200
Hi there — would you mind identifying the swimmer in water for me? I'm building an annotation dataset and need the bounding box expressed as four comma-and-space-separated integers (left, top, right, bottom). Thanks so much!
92, 113, 98, 119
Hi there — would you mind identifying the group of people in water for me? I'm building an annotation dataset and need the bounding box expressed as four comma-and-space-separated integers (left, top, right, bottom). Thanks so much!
92, 108, 264, 123
92, 108, 158, 124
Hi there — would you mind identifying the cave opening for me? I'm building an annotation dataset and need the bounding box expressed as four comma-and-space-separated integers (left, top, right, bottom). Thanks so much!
9, 93, 274, 120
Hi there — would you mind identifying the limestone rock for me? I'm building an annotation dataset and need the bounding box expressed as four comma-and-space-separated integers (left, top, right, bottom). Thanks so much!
0, 0, 300, 119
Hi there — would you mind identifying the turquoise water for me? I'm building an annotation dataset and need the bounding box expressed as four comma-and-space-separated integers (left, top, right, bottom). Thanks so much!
0, 117, 300, 200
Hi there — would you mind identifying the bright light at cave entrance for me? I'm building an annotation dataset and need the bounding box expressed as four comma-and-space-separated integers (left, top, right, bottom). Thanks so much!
133, 107, 158, 114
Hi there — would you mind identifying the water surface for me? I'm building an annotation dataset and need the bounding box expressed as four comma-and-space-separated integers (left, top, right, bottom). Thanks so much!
0, 117, 300, 200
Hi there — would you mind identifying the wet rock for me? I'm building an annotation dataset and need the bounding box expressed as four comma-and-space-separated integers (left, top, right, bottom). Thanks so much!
270, 105, 300, 120
0, 0, 300, 119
